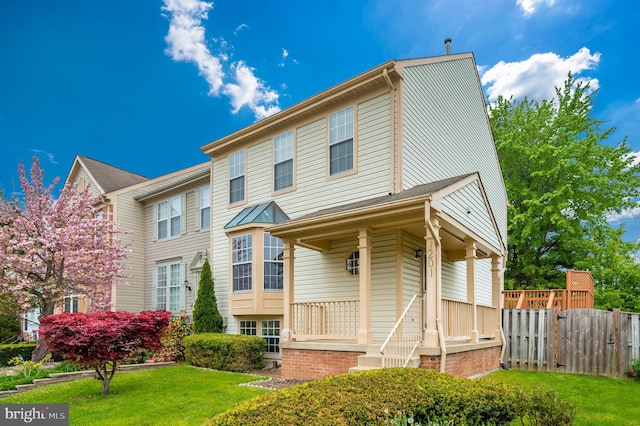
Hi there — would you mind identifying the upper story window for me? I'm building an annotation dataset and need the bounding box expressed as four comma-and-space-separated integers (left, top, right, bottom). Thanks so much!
157, 195, 182, 240
232, 234, 252, 292
329, 106, 354, 176
229, 150, 245, 204
274, 130, 294, 191
263, 232, 284, 291
155, 262, 182, 312
198, 185, 210, 230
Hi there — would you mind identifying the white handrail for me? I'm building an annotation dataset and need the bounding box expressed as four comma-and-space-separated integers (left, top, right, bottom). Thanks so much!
380, 294, 422, 368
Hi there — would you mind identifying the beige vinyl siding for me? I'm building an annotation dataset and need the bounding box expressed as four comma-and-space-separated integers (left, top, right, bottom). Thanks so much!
441, 181, 500, 250
441, 252, 466, 302
74, 168, 102, 198
110, 191, 146, 312
370, 231, 398, 340
475, 258, 493, 306
141, 179, 210, 316
441, 252, 494, 306
400, 57, 507, 247
211, 92, 395, 331
402, 232, 422, 307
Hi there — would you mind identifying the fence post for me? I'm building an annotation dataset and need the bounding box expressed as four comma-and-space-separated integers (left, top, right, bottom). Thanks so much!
549, 307, 560, 371
613, 308, 622, 377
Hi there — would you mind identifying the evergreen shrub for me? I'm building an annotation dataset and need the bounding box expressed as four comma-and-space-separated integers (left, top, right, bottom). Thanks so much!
210, 368, 574, 426
184, 333, 265, 372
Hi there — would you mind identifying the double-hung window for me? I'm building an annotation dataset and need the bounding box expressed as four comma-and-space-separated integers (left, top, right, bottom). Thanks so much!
199, 185, 210, 230
232, 234, 252, 292
261, 320, 280, 354
229, 150, 245, 204
273, 130, 294, 191
328, 106, 354, 176
157, 196, 182, 240
156, 262, 182, 312
263, 232, 284, 290
64, 295, 79, 313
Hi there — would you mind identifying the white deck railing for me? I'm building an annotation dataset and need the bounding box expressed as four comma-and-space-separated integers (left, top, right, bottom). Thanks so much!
380, 294, 422, 368
291, 299, 359, 339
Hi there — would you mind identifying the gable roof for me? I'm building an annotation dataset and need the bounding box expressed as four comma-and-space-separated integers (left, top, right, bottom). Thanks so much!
72, 155, 149, 193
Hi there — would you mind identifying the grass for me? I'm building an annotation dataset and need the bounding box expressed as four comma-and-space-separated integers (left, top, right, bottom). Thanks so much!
0, 365, 268, 426
487, 369, 640, 425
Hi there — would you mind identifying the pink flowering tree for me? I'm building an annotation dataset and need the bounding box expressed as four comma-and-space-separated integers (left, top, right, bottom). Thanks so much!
39, 310, 170, 395
0, 157, 132, 360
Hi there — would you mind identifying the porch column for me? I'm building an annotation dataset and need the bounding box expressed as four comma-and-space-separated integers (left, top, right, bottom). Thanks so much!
281, 240, 295, 342
423, 215, 440, 347
491, 254, 503, 335
465, 238, 478, 342
357, 228, 372, 344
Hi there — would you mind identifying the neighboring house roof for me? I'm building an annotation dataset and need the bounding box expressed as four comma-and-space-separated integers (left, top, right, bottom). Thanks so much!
73, 155, 149, 193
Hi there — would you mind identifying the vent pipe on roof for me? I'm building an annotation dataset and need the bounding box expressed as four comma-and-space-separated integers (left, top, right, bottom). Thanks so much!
444, 38, 452, 54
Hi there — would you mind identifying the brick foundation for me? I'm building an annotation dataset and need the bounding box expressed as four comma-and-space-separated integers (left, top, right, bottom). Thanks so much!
420, 346, 501, 377
282, 348, 364, 380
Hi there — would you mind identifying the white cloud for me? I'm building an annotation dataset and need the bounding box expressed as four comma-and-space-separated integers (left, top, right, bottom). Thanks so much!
607, 203, 640, 224
223, 61, 280, 120
517, 0, 556, 16
162, 0, 279, 119
481, 47, 601, 102
31, 149, 58, 165
278, 48, 289, 67
234, 24, 248, 36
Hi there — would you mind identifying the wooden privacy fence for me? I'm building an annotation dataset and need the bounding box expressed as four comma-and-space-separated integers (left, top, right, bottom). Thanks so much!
503, 308, 640, 378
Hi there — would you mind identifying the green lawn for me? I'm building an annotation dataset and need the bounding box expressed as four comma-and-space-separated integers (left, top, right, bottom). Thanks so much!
487, 369, 640, 426
0, 365, 268, 426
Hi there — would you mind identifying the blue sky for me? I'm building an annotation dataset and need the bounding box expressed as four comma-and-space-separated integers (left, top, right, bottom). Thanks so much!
1, 0, 639, 237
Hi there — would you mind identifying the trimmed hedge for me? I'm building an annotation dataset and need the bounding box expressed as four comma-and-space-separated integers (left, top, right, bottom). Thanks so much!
184, 333, 265, 373
210, 368, 523, 425
0, 343, 36, 366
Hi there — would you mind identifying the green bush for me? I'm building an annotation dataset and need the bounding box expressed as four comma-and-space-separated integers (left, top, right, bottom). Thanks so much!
626, 358, 640, 380
184, 333, 265, 373
0, 316, 20, 342
154, 316, 193, 362
210, 368, 523, 426
514, 386, 576, 425
0, 343, 36, 366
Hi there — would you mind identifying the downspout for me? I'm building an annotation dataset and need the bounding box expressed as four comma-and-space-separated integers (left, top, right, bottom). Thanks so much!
383, 68, 397, 195
425, 204, 446, 373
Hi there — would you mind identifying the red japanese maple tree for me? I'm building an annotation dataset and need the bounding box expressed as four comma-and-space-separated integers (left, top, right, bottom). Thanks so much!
39, 310, 170, 395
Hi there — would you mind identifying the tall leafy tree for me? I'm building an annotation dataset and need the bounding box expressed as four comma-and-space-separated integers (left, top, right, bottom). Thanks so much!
0, 157, 132, 358
489, 75, 640, 293
192, 258, 223, 333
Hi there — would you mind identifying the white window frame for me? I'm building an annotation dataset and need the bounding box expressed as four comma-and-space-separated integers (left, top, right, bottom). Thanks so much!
273, 130, 294, 192
64, 295, 80, 313
261, 319, 280, 354
239, 320, 257, 336
346, 249, 360, 276
155, 262, 184, 312
157, 195, 184, 240
229, 150, 246, 204
232, 234, 252, 292
328, 106, 355, 176
263, 232, 284, 291
196, 185, 210, 231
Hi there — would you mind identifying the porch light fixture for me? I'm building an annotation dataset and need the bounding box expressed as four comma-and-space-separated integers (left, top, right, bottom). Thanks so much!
414, 248, 423, 260
184, 279, 192, 292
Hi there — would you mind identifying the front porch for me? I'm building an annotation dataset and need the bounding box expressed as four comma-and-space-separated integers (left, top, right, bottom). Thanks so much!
269, 176, 506, 380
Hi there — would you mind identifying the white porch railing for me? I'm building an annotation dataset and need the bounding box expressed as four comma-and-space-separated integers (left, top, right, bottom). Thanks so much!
291, 299, 359, 339
477, 305, 498, 338
442, 299, 473, 340
380, 294, 422, 368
